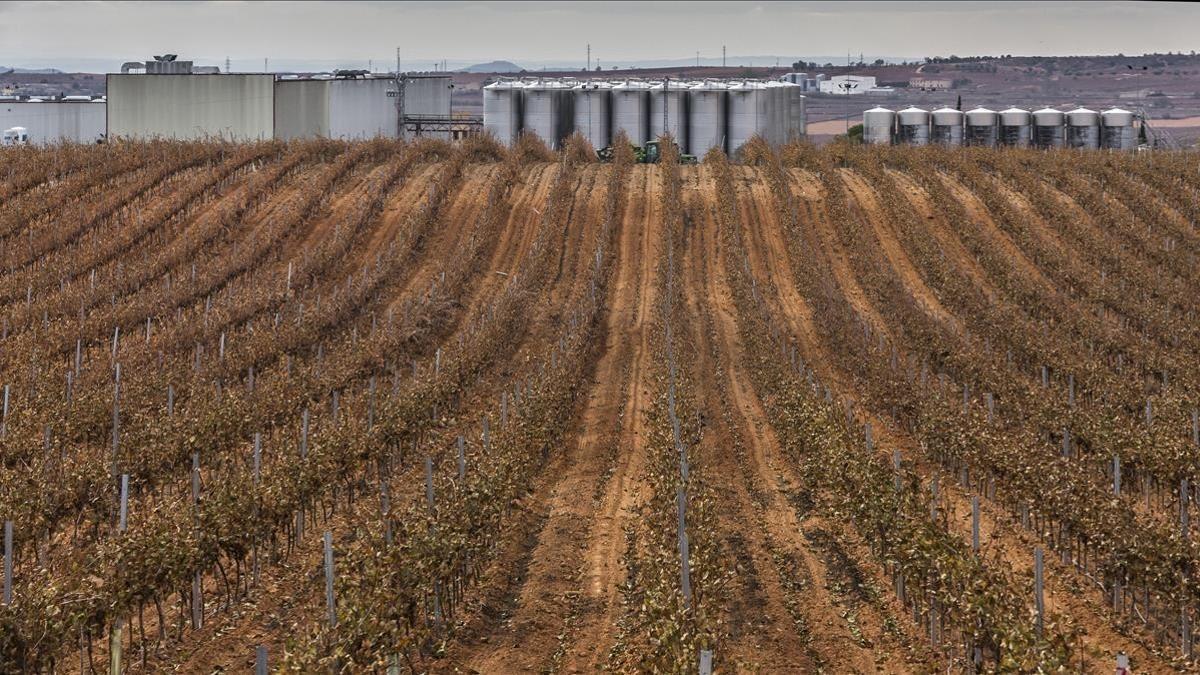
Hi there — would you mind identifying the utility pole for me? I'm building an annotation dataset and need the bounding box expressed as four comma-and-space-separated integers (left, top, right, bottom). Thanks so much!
397, 73, 407, 139
662, 77, 669, 141
722, 45, 726, 68
587, 43, 591, 71
264, 58, 268, 73
225, 56, 231, 74
696, 51, 700, 67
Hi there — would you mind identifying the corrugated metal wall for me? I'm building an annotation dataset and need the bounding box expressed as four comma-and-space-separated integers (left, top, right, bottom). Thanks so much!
273, 80, 330, 141
328, 79, 397, 139
402, 77, 451, 117
107, 74, 275, 141
0, 102, 106, 144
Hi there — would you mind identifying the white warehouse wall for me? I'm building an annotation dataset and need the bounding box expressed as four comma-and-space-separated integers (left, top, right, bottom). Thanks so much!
0, 102, 106, 144
107, 74, 275, 141
328, 79, 397, 139
275, 79, 397, 140
273, 80, 330, 141
402, 76, 452, 117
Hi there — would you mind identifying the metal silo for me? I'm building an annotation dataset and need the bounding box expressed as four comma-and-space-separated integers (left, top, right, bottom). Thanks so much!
999, 107, 1032, 147
612, 81, 651, 146
766, 81, 803, 146
1100, 108, 1136, 151
930, 107, 964, 146
650, 79, 689, 148
689, 81, 727, 156
727, 81, 768, 155
964, 107, 998, 147
862, 106, 895, 145
1032, 108, 1065, 149
896, 106, 930, 146
522, 80, 575, 149
784, 81, 806, 142
1065, 107, 1100, 150
573, 81, 611, 150
484, 82, 523, 145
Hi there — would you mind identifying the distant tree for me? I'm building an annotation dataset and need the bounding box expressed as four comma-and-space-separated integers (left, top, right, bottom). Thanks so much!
874, 58, 885, 66
956, 94, 962, 110
844, 123, 864, 144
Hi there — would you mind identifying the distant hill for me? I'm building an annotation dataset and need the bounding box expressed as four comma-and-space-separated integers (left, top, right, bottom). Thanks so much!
459, 60, 522, 74
0, 67, 64, 74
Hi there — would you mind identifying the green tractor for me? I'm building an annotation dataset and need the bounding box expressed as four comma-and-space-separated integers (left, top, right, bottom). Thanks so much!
597, 140, 698, 165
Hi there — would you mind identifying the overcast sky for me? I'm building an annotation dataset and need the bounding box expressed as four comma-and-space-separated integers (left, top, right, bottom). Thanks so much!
1, 1, 1198, 72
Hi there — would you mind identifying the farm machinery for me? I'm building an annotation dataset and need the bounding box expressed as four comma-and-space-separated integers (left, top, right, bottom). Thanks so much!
597, 140, 698, 164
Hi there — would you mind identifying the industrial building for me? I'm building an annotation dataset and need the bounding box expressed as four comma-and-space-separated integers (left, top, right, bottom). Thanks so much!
107, 56, 452, 142
274, 78, 397, 141
483, 77, 805, 155
862, 105, 1137, 150
108, 73, 276, 141
0, 98, 106, 144
782, 72, 825, 92
818, 75, 893, 95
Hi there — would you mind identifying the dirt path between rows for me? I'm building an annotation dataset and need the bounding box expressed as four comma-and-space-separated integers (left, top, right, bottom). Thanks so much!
685, 164, 886, 673
885, 169, 1001, 306
838, 167, 959, 334
786, 169, 892, 342
436, 166, 614, 674
554, 165, 662, 672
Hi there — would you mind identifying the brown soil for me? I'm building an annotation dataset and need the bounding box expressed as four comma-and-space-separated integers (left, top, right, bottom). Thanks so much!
15, 145, 1199, 675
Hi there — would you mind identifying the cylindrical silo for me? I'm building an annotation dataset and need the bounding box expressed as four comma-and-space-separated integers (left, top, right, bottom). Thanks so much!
765, 81, 804, 146
999, 107, 1031, 147
483, 80, 523, 146
1032, 108, 1065, 149
573, 81, 611, 150
1065, 107, 1100, 150
964, 107, 998, 147
930, 107, 964, 146
612, 81, 651, 146
785, 82, 806, 142
1100, 108, 1136, 151
863, 107, 895, 145
896, 106, 930, 146
688, 81, 727, 156
522, 80, 575, 149
649, 80, 689, 149
768, 80, 787, 145
727, 81, 768, 155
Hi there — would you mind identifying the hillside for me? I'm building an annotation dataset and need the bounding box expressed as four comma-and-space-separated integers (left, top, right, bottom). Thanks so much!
0, 138, 1198, 672
459, 60, 523, 73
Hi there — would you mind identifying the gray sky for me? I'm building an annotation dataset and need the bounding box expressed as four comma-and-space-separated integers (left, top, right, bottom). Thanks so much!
1, 1, 1198, 72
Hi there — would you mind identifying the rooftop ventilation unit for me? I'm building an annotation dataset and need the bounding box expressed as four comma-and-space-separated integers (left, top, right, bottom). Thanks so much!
144, 54, 193, 74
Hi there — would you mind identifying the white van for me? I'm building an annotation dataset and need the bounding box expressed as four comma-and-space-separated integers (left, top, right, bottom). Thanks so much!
2, 127, 29, 145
